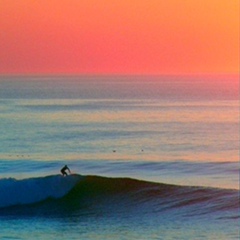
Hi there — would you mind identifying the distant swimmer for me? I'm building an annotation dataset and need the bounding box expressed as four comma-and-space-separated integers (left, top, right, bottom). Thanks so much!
61, 165, 71, 176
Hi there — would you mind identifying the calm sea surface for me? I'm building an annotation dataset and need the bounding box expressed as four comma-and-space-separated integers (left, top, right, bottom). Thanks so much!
0, 75, 239, 239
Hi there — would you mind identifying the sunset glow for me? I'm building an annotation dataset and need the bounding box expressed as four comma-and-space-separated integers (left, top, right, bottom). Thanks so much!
0, 0, 239, 75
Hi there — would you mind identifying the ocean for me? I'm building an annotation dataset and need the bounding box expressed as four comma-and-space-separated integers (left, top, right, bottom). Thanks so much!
0, 75, 239, 239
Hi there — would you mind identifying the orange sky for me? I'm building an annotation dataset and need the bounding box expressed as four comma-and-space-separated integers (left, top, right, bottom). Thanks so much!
0, 0, 239, 75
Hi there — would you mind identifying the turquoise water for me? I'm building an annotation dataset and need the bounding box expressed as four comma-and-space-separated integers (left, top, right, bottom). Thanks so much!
0, 75, 239, 239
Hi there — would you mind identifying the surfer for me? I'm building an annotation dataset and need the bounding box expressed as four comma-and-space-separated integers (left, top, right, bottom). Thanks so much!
61, 165, 71, 176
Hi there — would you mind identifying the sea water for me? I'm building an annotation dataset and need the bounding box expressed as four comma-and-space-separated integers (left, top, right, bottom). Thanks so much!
0, 75, 239, 239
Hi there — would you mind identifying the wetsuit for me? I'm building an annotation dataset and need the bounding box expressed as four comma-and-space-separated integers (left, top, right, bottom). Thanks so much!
61, 165, 70, 176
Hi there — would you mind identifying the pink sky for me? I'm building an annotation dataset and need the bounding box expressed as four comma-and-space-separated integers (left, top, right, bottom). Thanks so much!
0, 0, 239, 75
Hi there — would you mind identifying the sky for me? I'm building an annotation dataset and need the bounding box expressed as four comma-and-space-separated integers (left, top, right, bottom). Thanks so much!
0, 0, 239, 75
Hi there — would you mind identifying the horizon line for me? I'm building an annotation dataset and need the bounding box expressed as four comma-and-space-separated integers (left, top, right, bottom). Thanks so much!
0, 73, 239, 78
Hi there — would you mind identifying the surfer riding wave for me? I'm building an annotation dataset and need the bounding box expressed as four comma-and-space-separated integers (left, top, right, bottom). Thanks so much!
61, 165, 71, 176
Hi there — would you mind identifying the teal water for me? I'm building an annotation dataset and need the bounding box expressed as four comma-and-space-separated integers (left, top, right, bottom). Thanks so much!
0, 75, 239, 239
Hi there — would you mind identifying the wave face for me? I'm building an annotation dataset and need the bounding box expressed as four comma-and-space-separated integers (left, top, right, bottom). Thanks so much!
0, 174, 82, 208
0, 174, 238, 219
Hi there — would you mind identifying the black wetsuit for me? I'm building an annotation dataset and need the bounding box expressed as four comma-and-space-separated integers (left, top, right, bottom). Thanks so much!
61, 165, 70, 176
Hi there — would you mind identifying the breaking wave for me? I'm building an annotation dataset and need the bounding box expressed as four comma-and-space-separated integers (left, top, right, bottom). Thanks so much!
0, 174, 82, 208
0, 175, 238, 219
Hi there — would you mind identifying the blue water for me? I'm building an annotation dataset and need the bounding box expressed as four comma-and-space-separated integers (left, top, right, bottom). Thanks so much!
0, 75, 239, 239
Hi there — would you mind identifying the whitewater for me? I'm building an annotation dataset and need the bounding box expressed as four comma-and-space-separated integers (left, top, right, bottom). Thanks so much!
0, 75, 239, 239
